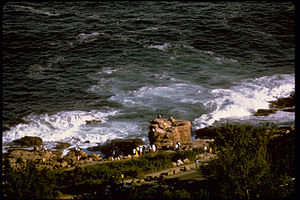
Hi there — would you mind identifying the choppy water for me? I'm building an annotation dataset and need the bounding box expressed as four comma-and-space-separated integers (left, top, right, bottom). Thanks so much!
3, 2, 295, 152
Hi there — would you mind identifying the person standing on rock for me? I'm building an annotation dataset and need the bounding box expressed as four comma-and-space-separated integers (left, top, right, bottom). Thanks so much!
139, 146, 143, 156
196, 159, 199, 168
169, 116, 175, 125
175, 143, 179, 151
204, 146, 208, 156
152, 144, 156, 152
113, 150, 116, 159
209, 147, 213, 154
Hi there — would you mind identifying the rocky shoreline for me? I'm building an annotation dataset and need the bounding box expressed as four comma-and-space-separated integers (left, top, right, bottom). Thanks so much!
2, 120, 295, 199
2, 92, 295, 199
3, 91, 295, 171
253, 92, 295, 116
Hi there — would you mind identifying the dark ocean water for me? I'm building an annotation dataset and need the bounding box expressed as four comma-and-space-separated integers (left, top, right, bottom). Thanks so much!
2, 2, 295, 152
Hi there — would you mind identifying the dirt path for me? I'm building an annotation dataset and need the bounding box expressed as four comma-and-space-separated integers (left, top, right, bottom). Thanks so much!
123, 153, 215, 185
57, 153, 215, 199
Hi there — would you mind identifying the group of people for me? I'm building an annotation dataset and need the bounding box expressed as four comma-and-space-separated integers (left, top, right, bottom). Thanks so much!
33, 145, 52, 154
203, 145, 213, 155
132, 144, 157, 156
157, 114, 175, 125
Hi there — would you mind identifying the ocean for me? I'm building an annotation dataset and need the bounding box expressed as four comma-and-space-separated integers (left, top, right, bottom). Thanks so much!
2, 2, 295, 152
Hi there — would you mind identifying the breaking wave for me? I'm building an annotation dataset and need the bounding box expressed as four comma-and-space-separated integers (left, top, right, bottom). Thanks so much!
193, 74, 295, 129
2, 109, 120, 146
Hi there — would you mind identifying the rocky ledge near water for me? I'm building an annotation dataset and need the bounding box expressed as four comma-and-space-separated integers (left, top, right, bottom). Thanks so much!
2, 137, 149, 171
2, 146, 103, 171
253, 92, 295, 116
87, 138, 145, 158
12, 136, 43, 147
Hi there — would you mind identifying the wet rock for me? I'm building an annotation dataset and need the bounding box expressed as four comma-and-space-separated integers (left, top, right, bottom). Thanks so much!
253, 109, 277, 116
253, 92, 295, 116
85, 119, 102, 124
195, 126, 218, 139
53, 142, 71, 152
88, 138, 144, 158
269, 92, 295, 109
12, 136, 43, 147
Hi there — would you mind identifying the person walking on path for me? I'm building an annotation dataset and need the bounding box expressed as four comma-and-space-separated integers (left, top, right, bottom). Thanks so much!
121, 173, 124, 184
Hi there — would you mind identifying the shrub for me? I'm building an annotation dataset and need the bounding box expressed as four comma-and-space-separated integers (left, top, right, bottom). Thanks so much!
209, 123, 295, 199
3, 161, 58, 199
170, 150, 197, 162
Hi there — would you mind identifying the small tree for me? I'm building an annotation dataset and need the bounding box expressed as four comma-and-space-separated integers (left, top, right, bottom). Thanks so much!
213, 124, 271, 199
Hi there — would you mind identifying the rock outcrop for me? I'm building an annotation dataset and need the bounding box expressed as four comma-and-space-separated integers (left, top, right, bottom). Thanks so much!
88, 138, 144, 157
148, 118, 191, 150
12, 136, 43, 147
253, 92, 295, 116
86, 119, 102, 125
195, 126, 218, 139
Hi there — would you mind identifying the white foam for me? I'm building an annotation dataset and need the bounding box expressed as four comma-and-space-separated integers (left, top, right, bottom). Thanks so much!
214, 57, 238, 64
147, 43, 170, 51
11, 5, 60, 16
193, 74, 295, 129
3, 109, 119, 144
76, 32, 100, 40
109, 80, 204, 109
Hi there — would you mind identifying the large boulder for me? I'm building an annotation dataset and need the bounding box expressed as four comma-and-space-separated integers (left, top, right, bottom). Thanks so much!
12, 136, 43, 147
87, 138, 144, 158
195, 126, 218, 139
253, 109, 277, 116
148, 118, 191, 150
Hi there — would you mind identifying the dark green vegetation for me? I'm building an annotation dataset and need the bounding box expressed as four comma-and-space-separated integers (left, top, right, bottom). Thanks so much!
2, 124, 295, 199
124, 124, 295, 199
2, 161, 58, 199
207, 124, 295, 199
